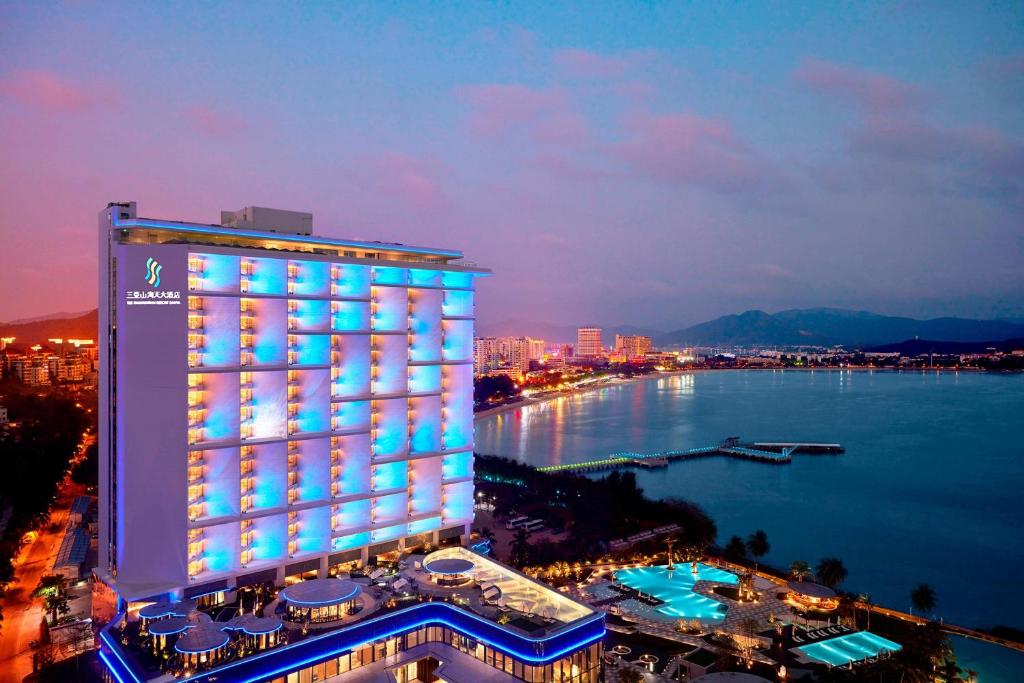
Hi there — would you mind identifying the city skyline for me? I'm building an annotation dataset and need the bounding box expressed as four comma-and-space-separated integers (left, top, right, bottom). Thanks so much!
2, 3, 1023, 328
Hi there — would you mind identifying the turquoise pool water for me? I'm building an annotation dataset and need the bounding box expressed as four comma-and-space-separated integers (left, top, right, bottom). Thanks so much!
614, 563, 737, 621
798, 631, 902, 666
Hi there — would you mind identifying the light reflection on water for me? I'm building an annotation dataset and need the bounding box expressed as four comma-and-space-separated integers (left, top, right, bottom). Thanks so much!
476, 371, 1024, 642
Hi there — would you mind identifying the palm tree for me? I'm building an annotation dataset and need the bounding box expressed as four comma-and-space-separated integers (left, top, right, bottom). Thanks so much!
856, 592, 873, 630
723, 535, 747, 563
789, 560, 811, 582
476, 526, 496, 545
665, 535, 677, 569
814, 557, 847, 588
510, 528, 531, 568
33, 574, 69, 624
745, 530, 769, 570
910, 583, 936, 617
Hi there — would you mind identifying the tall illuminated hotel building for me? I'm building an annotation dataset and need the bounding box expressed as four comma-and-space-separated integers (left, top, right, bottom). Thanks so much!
97, 203, 604, 683
99, 202, 486, 598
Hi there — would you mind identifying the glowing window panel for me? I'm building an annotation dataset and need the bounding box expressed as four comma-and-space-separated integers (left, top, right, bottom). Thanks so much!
441, 270, 473, 289
441, 320, 473, 362
289, 260, 330, 297
331, 531, 371, 552
371, 522, 406, 543
409, 515, 442, 535
442, 289, 474, 318
332, 399, 370, 432
370, 287, 407, 332
246, 257, 288, 295
195, 253, 241, 293
442, 451, 473, 480
371, 266, 407, 286
289, 299, 330, 332
293, 334, 330, 366
330, 301, 369, 332
372, 461, 408, 491
408, 364, 442, 394
409, 269, 442, 287
332, 264, 371, 298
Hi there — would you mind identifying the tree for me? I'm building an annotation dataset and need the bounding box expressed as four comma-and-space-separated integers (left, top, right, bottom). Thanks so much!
723, 535, 747, 563
745, 530, 769, 570
475, 527, 496, 545
815, 557, 847, 588
509, 528, 531, 568
618, 665, 645, 683
856, 592, 873, 630
789, 560, 811, 582
34, 575, 70, 624
473, 375, 520, 406
911, 583, 936, 617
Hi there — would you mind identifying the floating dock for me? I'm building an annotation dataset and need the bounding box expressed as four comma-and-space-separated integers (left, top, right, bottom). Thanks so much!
536, 438, 843, 474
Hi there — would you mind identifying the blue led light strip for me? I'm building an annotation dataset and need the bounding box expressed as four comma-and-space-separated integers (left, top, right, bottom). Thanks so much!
99, 651, 129, 683
111, 213, 463, 258
100, 602, 605, 683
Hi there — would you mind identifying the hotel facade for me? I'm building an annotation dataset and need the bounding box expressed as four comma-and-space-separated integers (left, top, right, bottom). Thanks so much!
97, 203, 603, 683
99, 202, 488, 601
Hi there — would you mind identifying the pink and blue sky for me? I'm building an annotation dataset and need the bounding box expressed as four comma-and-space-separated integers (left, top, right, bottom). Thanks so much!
1, 2, 1022, 329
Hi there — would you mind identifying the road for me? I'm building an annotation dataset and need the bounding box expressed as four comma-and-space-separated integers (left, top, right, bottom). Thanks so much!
0, 432, 92, 682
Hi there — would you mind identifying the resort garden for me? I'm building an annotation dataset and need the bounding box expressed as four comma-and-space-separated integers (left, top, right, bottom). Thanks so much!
473, 454, 979, 682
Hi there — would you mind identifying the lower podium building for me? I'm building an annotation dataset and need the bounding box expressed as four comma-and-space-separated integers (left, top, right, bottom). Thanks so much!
98, 547, 604, 683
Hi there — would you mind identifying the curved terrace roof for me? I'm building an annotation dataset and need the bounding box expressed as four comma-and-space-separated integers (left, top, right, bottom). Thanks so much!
139, 600, 195, 619
424, 558, 476, 575
244, 617, 284, 635
148, 616, 191, 636
787, 580, 836, 599
279, 578, 361, 607
174, 626, 229, 654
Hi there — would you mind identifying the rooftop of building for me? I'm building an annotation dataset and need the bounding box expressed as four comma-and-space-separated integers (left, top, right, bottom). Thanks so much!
101, 547, 601, 682
104, 202, 489, 270
53, 525, 88, 569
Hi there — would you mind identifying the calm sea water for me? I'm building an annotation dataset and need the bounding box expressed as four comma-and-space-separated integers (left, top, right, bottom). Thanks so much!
476, 370, 1024, 680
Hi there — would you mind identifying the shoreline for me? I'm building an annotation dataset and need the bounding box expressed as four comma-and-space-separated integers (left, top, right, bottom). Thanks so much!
473, 366, 989, 422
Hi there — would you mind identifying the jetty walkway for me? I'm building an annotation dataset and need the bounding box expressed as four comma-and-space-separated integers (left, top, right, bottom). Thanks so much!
536, 438, 843, 474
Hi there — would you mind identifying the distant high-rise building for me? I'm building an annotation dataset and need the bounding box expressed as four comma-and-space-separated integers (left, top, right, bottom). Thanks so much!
473, 336, 500, 375
615, 335, 653, 359
576, 326, 602, 358
526, 337, 545, 361
497, 337, 530, 373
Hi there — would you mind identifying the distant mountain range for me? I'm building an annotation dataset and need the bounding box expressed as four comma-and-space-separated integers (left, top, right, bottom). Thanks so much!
0, 309, 98, 346
864, 338, 1024, 355
3, 306, 1023, 351
655, 309, 1024, 348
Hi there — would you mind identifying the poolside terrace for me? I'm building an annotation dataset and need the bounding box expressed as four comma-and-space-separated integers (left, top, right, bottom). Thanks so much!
100, 547, 602, 683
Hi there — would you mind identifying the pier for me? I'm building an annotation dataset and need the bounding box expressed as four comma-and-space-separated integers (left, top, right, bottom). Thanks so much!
536, 438, 843, 474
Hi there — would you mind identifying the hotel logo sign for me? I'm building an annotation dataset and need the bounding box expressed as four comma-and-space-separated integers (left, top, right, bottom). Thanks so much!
145, 257, 163, 287
126, 255, 182, 306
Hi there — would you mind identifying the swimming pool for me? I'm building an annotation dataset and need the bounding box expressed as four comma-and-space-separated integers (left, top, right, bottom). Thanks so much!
613, 564, 737, 621
797, 631, 902, 666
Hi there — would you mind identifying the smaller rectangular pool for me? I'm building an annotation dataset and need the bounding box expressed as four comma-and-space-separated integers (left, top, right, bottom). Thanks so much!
797, 631, 901, 666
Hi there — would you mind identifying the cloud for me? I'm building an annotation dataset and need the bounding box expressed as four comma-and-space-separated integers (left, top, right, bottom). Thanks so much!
184, 105, 247, 137
794, 58, 921, 113
360, 152, 447, 211
456, 83, 590, 144
553, 48, 633, 79
610, 111, 768, 192
797, 57, 1024, 199
0, 69, 97, 112
853, 117, 1024, 177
